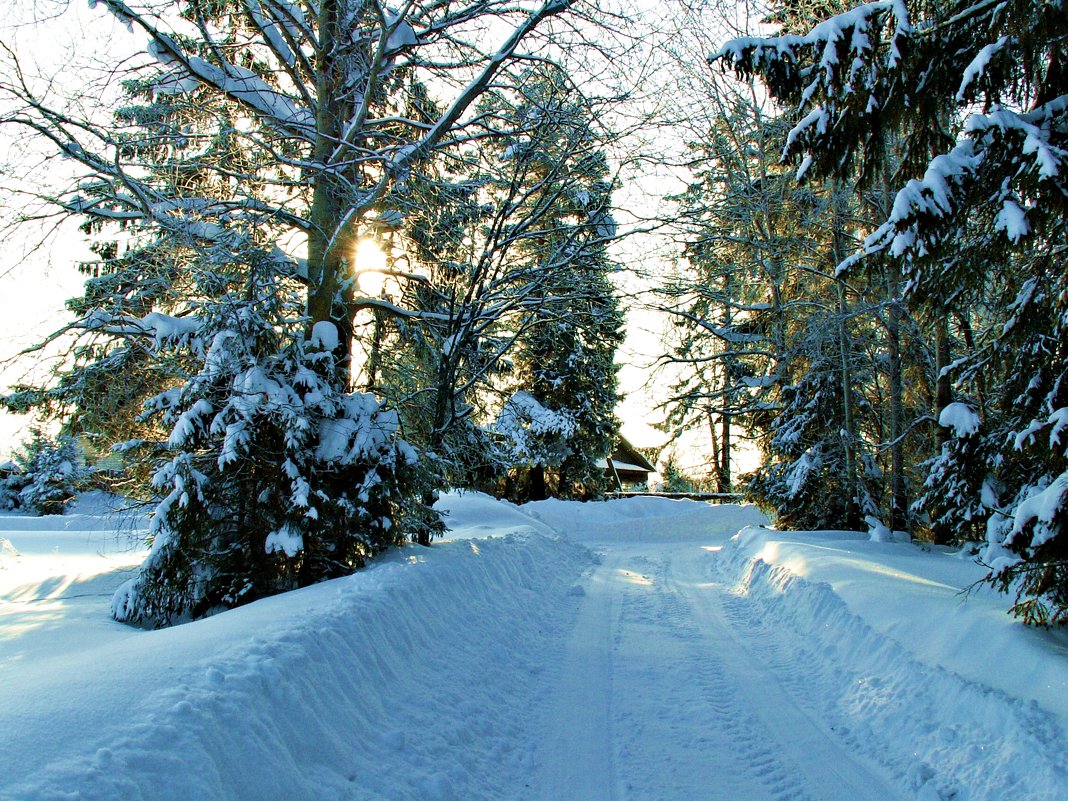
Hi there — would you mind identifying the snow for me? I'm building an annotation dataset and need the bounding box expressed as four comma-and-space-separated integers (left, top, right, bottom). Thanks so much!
956, 37, 1010, 101
2, 492, 1067, 801
309, 320, 338, 353
1009, 473, 1068, 549
939, 401, 980, 438
996, 197, 1030, 242
264, 523, 304, 558
383, 11, 417, 52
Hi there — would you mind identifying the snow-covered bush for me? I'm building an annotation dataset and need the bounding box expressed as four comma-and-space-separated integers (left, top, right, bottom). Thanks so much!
6, 429, 89, 515
493, 391, 577, 501
0, 463, 25, 511
495, 391, 576, 467
656, 454, 698, 494
113, 272, 440, 627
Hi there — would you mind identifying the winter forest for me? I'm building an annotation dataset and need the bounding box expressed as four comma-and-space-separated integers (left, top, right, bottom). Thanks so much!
0, 0, 1066, 632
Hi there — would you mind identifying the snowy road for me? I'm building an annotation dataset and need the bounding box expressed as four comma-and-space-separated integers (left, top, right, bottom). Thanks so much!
535, 540, 904, 801
3, 494, 1066, 801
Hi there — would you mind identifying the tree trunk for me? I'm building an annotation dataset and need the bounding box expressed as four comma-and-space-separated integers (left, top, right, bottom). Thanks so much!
888, 283, 908, 533
836, 277, 861, 529
720, 411, 731, 493
307, 0, 359, 386
720, 271, 733, 493
707, 407, 722, 490
529, 465, 547, 501
931, 313, 954, 544
831, 190, 862, 530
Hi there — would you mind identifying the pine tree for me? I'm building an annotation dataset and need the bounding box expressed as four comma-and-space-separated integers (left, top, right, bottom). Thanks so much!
486, 68, 624, 501
660, 79, 884, 528
715, 0, 1068, 622
110, 255, 435, 625
9, 429, 89, 516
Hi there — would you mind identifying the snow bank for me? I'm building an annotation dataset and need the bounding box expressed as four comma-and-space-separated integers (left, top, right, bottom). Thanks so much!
0, 500, 592, 801
6, 492, 1068, 801
523, 495, 768, 542
713, 526, 1068, 801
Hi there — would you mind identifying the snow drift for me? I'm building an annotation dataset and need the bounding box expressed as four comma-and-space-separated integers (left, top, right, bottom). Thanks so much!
0, 500, 590, 801
2, 493, 1068, 801
715, 526, 1068, 801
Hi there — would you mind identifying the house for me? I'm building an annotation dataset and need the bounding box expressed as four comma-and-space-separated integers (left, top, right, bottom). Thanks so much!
601, 437, 656, 492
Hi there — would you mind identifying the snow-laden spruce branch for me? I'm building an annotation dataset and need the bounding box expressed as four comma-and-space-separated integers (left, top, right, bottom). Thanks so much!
713, 0, 1067, 273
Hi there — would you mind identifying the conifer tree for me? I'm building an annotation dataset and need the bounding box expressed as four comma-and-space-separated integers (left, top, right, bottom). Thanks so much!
2, 0, 611, 623
487, 68, 624, 501
715, 0, 1068, 622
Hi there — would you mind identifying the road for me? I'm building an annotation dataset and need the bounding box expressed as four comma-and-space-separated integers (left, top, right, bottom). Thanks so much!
535, 539, 907, 801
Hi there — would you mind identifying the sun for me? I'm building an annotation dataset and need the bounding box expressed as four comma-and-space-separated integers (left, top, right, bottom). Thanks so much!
354, 238, 389, 296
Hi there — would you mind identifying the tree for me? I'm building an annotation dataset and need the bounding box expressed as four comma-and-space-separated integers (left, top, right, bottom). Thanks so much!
109, 262, 435, 625
6, 428, 88, 515
715, 0, 1068, 622
655, 54, 883, 527
365, 63, 626, 500
493, 69, 624, 501
1, 0, 619, 624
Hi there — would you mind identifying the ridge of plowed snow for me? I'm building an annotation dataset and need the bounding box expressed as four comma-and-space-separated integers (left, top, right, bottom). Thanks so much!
715, 526, 1068, 801
1, 521, 591, 801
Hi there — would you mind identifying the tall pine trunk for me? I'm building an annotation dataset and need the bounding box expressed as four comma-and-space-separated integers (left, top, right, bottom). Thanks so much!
307, 0, 359, 385
888, 278, 907, 532
832, 191, 862, 529
931, 314, 954, 544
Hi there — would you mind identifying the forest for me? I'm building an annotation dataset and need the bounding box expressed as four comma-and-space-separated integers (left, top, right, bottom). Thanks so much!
0, 0, 1065, 626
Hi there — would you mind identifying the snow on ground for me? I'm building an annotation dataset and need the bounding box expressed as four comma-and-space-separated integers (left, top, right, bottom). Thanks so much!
0, 492, 1066, 801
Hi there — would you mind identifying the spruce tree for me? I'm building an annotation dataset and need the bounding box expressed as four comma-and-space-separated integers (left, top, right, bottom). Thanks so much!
715, 0, 1068, 622
487, 68, 624, 501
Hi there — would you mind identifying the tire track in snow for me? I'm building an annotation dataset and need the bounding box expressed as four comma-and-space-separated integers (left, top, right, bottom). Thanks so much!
536, 541, 908, 801
664, 546, 907, 801
534, 555, 622, 801
619, 548, 820, 801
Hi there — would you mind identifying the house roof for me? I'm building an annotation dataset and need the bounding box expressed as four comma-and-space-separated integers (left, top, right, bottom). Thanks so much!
608, 436, 656, 473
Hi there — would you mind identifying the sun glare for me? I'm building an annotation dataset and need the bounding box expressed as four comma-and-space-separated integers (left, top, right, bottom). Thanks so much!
355, 238, 388, 296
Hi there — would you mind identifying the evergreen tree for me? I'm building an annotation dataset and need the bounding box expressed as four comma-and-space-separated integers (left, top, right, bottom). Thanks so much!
716, 0, 1068, 622
487, 68, 624, 501
110, 254, 435, 625
659, 75, 884, 528
2, 0, 600, 623
8, 429, 89, 516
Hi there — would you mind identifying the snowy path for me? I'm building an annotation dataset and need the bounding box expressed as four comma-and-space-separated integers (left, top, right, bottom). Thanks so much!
3, 494, 1067, 801
535, 541, 905, 801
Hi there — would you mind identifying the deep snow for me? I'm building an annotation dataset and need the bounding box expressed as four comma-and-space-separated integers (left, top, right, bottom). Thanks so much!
0, 492, 1066, 800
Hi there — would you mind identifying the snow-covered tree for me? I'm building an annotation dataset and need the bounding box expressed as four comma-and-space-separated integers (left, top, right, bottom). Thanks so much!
8, 429, 89, 516
488, 68, 624, 501
108, 253, 438, 625
355, 63, 626, 499
654, 53, 882, 526
715, 0, 1068, 622
1, 0, 627, 623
